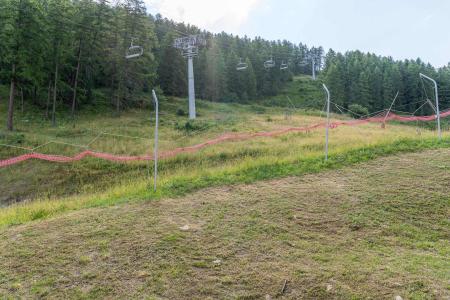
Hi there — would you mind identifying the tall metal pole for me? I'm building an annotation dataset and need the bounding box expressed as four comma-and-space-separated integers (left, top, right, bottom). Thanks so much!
152, 89, 159, 191
174, 35, 204, 120
187, 48, 196, 119
420, 73, 441, 140
323, 84, 330, 160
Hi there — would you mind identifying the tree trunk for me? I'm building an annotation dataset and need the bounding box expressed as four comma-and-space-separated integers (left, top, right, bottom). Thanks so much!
7, 64, 16, 131
32, 86, 37, 105
71, 39, 82, 119
115, 65, 121, 115
45, 80, 51, 119
21, 88, 24, 114
116, 85, 120, 114
52, 62, 59, 127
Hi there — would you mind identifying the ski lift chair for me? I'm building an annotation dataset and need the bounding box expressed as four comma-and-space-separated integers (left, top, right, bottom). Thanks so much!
236, 58, 248, 71
264, 56, 275, 69
280, 61, 288, 70
125, 39, 144, 59
298, 59, 309, 66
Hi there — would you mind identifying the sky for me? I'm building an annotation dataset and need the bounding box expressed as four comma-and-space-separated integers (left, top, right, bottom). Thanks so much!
146, 0, 450, 67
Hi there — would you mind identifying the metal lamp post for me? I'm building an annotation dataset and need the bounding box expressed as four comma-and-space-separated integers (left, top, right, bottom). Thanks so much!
322, 84, 331, 161
151, 89, 159, 191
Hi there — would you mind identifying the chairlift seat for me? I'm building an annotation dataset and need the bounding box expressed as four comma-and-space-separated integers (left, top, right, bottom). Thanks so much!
237, 64, 248, 71
264, 60, 275, 69
236, 58, 248, 71
298, 61, 309, 66
125, 43, 144, 59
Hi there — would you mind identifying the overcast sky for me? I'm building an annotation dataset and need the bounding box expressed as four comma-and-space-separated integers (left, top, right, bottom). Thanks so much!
146, 0, 450, 67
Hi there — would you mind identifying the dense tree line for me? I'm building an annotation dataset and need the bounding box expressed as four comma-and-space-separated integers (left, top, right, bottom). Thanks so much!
0, 0, 449, 131
322, 50, 450, 115
0, 0, 158, 130
0, 0, 324, 130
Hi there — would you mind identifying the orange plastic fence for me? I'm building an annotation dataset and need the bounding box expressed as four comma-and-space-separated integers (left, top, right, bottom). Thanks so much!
1, 110, 449, 168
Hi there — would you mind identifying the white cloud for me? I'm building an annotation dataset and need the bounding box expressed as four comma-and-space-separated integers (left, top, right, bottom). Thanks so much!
146, 0, 262, 33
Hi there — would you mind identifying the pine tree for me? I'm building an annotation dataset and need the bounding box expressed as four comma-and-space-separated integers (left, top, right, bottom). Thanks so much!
369, 66, 383, 111
359, 71, 371, 111
157, 31, 186, 97
382, 64, 401, 109
325, 57, 346, 107
70, 0, 98, 118
204, 40, 227, 101
2, 0, 46, 130
225, 50, 240, 102
47, 0, 73, 126
244, 58, 257, 100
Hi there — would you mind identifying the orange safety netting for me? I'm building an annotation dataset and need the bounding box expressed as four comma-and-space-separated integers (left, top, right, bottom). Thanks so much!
1, 110, 449, 168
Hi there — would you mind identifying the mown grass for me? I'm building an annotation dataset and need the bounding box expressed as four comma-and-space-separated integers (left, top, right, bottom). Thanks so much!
1, 149, 448, 299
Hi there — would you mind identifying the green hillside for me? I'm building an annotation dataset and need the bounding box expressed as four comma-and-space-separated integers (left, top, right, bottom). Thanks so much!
1, 150, 449, 299
1, 1, 450, 299
0, 76, 322, 206
257, 75, 325, 109
1, 52, 449, 300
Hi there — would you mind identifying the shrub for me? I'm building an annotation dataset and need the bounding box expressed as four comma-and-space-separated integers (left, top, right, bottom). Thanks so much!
174, 120, 213, 132
348, 104, 369, 119
0, 132, 25, 144
153, 86, 167, 102
176, 108, 186, 116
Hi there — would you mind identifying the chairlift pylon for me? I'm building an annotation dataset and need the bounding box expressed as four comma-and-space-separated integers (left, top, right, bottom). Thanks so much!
125, 38, 144, 59
236, 57, 248, 71
264, 56, 275, 69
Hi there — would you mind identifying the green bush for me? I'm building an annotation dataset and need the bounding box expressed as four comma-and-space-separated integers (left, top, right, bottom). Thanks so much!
153, 86, 167, 103
176, 108, 186, 116
174, 120, 214, 132
348, 104, 369, 119
0, 132, 25, 145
